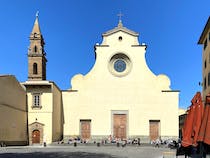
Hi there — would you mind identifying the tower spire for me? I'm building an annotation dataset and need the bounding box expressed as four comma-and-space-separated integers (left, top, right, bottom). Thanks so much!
31, 11, 41, 36
28, 13, 47, 81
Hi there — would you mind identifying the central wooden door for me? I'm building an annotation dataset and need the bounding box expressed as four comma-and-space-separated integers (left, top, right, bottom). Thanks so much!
149, 120, 160, 141
80, 120, 91, 140
113, 114, 127, 139
32, 130, 40, 144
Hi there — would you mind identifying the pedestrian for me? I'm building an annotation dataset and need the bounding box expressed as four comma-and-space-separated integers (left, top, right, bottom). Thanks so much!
137, 138, 141, 146
155, 139, 160, 148
43, 134, 47, 147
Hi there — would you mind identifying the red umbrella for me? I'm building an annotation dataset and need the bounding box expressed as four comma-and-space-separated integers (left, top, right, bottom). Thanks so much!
200, 95, 210, 145
191, 92, 204, 146
182, 93, 197, 147
197, 104, 209, 142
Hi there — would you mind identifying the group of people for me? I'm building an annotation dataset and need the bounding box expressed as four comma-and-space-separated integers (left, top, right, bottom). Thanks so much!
108, 135, 141, 145
151, 139, 161, 148
66, 135, 142, 147
64, 135, 180, 149
151, 138, 179, 148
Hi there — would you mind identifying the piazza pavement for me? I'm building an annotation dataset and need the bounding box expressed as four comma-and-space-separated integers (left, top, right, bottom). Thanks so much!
0, 143, 187, 158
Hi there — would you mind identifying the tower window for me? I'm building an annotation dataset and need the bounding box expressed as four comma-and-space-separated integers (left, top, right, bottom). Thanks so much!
204, 77, 207, 90
208, 72, 210, 86
33, 63, 38, 74
34, 33, 37, 38
204, 39, 207, 50
205, 59, 207, 69
209, 32, 210, 41
34, 45, 37, 53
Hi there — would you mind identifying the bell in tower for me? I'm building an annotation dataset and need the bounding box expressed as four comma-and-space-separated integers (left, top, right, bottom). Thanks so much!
28, 12, 47, 81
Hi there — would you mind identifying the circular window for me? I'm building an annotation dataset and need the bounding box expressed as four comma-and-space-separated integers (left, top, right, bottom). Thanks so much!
108, 53, 132, 77
114, 59, 126, 72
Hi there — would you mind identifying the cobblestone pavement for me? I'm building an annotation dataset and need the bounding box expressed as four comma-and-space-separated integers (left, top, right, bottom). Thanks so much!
0, 145, 178, 158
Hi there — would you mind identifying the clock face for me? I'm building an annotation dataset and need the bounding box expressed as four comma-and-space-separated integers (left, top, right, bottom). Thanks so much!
114, 59, 126, 72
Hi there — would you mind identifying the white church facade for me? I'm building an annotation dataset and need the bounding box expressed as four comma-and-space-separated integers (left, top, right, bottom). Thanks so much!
22, 16, 179, 144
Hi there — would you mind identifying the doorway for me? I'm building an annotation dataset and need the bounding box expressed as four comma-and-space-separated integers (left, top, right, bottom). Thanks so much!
113, 114, 127, 139
149, 120, 160, 141
80, 120, 91, 141
32, 130, 40, 144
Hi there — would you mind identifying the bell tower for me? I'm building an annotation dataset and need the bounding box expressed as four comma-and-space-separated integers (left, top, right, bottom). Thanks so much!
28, 13, 47, 80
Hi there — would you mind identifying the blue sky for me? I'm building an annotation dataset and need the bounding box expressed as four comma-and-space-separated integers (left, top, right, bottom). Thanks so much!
0, 1, 209, 109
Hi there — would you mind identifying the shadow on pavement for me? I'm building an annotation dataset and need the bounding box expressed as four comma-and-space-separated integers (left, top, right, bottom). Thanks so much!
0, 152, 120, 158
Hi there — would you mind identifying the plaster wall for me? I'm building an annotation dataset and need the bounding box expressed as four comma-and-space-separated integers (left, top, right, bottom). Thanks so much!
0, 75, 28, 145
62, 29, 179, 141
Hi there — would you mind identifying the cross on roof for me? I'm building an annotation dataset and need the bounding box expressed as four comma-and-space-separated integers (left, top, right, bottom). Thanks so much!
117, 12, 123, 22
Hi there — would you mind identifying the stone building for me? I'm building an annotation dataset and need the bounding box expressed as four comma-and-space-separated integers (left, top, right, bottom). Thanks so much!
22, 15, 64, 145
198, 16, 210, 99
0, 75, 28, 145
178, 108, 187, 138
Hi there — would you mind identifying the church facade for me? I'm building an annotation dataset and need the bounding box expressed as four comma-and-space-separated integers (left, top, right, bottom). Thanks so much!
22, 16, 179, 144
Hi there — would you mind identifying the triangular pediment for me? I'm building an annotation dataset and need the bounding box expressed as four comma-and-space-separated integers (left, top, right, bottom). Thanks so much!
102, 21, 139, 37
29, 121, 44, 126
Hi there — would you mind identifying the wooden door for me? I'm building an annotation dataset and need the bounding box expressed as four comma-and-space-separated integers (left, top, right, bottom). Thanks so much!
32, 130, 40, 144
80, 120, 91, 140
149, 120, 160, 141
113, 114, 127, 139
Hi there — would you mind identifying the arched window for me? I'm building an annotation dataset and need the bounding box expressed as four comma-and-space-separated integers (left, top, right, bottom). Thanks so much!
33, 63, 38, 74
34, 45, 37, 53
